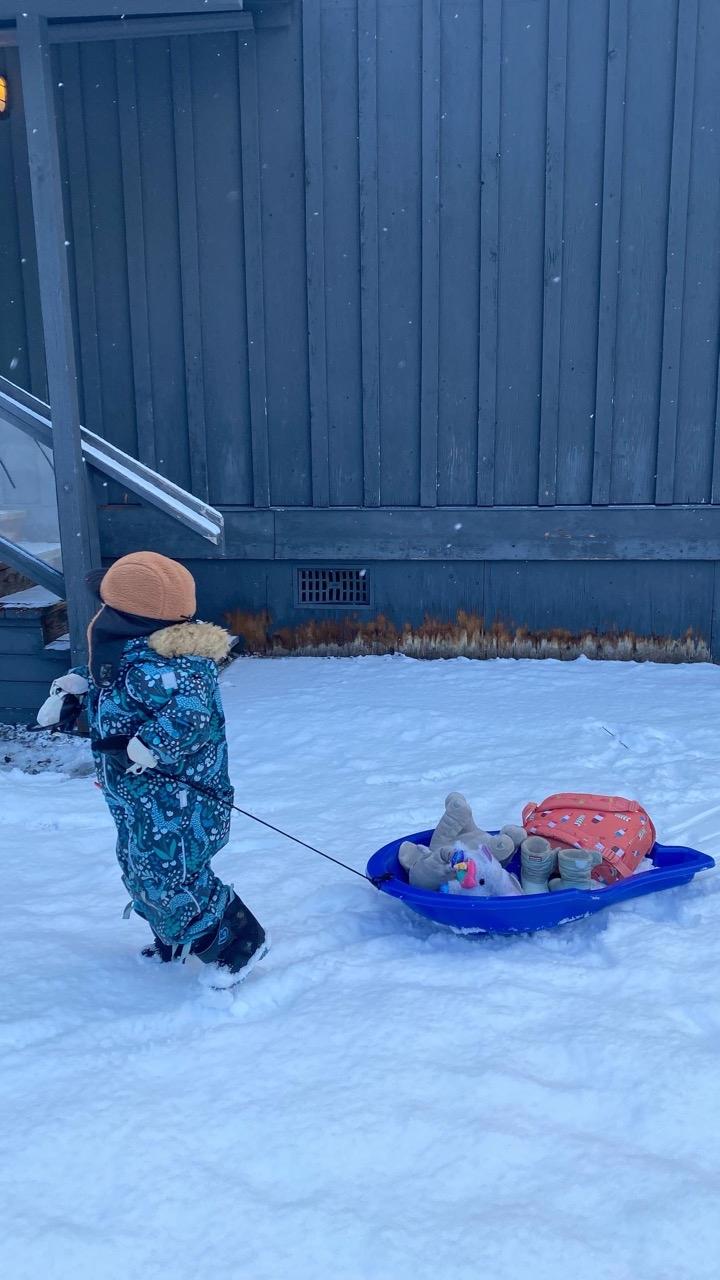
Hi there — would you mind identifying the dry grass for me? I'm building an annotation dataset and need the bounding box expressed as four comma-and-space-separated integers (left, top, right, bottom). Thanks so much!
225, 607, 709, 664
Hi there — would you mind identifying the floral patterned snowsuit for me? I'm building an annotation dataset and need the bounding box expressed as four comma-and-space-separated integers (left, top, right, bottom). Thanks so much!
77, 635, 233, 945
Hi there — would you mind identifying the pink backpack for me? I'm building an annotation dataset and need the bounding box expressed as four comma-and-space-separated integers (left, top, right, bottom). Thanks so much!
521, 794, 656, 885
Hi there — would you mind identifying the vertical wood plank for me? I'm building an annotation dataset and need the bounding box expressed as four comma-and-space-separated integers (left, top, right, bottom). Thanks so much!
59, 43, 103, 434
191, 32, 253, 505
134, 38, 191, 491
655, 0, 699, 506
675, 0, 720, 507
437, 0, 483, 507
420, 0, 441, 507
115, 39, 156, 469
555, 0, 607, 506
77, 42, 138, 468
538, 0, 569, 507
358, 0, 381, 507
8, 54, 47, 399
0, 49, 29, 388
592, 0, 628, 506
170, 35, 209, 502
302, 0, 330, 508
238, 26, 271, 508
0, 57, 23, 386
477, 0, 502, 507
16, 13, 98, 659
320, 1, 364, 507
711, 562, 720, 662
712, 349, 720, 503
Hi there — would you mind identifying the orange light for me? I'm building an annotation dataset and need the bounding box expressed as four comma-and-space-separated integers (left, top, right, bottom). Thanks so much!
0, 75, 9, 119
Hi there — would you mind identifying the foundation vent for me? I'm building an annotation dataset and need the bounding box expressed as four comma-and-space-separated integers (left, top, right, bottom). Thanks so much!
295, 567, 371, 609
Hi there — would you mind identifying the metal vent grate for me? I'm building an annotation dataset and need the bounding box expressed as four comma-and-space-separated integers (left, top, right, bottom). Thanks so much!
296, 567, 371, 608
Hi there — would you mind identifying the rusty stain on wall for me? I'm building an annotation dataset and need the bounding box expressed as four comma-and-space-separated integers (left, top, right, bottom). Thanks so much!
225, 609, 710, 664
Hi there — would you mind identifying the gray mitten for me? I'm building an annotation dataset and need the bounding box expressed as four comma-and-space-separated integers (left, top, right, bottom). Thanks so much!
398, 841, 453, 890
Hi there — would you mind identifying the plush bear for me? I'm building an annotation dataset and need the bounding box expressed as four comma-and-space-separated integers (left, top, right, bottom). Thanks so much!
398, 792, 527, 891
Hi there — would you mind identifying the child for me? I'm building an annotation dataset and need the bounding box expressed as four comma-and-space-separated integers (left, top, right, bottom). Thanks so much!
37, 551, 267, 985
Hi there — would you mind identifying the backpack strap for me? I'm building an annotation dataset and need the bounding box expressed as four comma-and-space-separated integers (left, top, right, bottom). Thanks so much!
527, 793, 646, 817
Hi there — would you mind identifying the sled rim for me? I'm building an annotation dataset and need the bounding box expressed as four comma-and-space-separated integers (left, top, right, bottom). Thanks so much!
366, 829, 715, 933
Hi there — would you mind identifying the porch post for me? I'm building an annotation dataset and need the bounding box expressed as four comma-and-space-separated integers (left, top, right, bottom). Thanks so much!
16, 11, 98, 663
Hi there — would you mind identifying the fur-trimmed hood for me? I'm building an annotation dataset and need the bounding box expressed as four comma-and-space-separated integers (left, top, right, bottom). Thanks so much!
148, 621, 232, 665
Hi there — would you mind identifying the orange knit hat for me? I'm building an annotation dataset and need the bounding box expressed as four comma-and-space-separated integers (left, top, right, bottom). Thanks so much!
99, 552, 196, 622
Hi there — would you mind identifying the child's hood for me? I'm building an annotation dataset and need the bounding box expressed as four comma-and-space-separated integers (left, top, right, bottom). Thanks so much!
147, 620, 232, 665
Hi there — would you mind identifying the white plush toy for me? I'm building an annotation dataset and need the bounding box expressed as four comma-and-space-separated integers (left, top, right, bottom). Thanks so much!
398, 793, 526, 894
442, 842, 523, 898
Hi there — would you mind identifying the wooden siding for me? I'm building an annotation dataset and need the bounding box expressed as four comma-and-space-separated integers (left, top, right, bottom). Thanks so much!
2, 0, 720, 674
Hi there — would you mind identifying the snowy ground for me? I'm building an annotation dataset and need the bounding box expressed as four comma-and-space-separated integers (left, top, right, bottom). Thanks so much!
3, 655, 720, 1280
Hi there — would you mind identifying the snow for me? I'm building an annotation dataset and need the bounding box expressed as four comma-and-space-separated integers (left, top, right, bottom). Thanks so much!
2, 655, 720, 1280
45, 631, 71, 652
0, 584, 62, 610
1, 723, 93, 777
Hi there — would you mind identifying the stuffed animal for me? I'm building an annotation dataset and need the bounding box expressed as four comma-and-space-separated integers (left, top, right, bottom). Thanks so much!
397, 841, 454, 890
398, 793, 527, 891
441, 846, 523, 897
430, 792, 526, 864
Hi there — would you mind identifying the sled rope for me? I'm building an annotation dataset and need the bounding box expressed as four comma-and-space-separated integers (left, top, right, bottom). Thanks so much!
171, 771, 379, 886
90, 733, 389, 888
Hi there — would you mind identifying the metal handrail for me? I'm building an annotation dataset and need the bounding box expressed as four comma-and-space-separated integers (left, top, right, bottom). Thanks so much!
0, 376, 224, 545
0, 532, 65, 597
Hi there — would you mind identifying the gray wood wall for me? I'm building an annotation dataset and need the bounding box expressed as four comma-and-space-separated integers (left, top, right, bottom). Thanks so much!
2, 0, 720, 652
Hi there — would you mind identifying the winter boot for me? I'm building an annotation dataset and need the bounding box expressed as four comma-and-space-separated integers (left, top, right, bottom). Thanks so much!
520, 836, 557, 894
549, 847, 602, 892
192, 891, 268, 988
141, 933, 173, 963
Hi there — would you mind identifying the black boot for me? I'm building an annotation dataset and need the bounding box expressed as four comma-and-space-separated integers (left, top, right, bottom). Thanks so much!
192, 892, 268, 985
141, 933, 174, 963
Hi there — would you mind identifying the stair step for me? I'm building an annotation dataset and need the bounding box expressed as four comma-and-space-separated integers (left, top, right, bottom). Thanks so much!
0, 590, 70, 722
1, 651, 70, 682
45, 631, 70, 653
0, 585, 62, 612
0, 587, 68, 646
0, 665, 68, 715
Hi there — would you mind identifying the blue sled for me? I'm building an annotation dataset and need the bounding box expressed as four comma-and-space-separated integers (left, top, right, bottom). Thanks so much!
366, 830, 715, 935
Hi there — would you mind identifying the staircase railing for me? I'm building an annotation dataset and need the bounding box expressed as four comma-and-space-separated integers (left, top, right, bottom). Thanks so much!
0, 376, 224, 547
0, 532, 65, 598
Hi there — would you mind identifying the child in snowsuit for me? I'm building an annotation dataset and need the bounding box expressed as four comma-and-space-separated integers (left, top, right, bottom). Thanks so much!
37, 551, 267, 984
